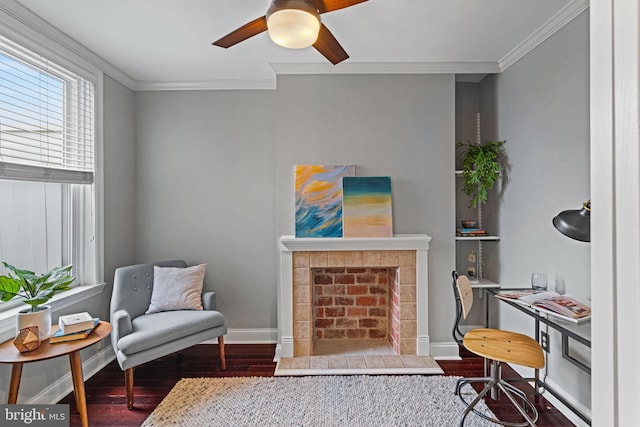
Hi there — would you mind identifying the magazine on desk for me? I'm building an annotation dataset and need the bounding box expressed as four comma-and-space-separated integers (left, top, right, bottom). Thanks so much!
496, 290, 591, 324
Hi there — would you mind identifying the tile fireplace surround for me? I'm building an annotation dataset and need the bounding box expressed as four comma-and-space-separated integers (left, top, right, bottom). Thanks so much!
276, 234, 432, 360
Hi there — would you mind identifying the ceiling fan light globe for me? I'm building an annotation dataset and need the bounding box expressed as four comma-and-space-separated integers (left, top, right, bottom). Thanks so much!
267, 9, 320, 49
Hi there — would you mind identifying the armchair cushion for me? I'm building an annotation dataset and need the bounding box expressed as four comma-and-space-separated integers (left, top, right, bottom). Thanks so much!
146, 264, 206, 313
117, 309, 226, 355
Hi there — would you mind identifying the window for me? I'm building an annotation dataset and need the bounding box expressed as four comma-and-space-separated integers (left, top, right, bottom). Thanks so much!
0, 33, 97, 306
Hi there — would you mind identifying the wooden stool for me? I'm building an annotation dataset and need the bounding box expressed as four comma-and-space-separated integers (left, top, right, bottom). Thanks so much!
451, 272, 545, 426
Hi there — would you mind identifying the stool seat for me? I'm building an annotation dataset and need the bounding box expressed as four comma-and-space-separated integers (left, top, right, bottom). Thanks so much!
463, 328, 545, 369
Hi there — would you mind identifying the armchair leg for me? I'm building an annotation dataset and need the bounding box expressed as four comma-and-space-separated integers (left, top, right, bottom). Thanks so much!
125, 368, 134, 410
218, 336, 226, 370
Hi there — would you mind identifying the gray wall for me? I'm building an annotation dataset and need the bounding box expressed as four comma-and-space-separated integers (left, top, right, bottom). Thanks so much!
132, 75, 456, 342
133, 90, 277, 329
104, 75, 137, 287
274, 74, 456, 344
493, 11, 591, 409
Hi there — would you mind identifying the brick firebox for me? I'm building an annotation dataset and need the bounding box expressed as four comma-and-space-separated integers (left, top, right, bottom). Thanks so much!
292, 249, 417, 356
277, 235, 432, 360
312, 267, 402, 353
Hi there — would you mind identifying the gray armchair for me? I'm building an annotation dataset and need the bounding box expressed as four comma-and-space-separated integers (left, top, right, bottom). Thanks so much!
110, 260, 227, 409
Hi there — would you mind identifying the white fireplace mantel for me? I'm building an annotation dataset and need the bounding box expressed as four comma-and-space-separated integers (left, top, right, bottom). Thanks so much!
276, 234, 432, 360
279, 234, 431, 252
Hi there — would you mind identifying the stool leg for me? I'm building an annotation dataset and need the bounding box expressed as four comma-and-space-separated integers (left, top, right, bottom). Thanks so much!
460, 379, 496, 427
501, 379, 531, 409
455, 377, 491, 396
490, 360, 501, 400
497, 381, 539, 426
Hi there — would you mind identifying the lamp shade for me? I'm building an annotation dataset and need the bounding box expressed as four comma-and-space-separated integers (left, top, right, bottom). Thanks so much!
552, 200, 591, 242
267, 2, 320, 49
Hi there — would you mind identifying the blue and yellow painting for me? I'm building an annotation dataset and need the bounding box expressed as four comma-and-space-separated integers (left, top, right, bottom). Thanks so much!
295, 165, 356, 237
342, 176, 393, 238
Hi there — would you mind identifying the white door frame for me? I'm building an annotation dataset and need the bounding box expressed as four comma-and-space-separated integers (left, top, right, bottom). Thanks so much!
590, 0, 640, 425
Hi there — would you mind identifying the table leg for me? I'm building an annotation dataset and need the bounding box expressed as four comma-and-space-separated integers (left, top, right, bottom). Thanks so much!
7, 362, 23, 403
68, 351, 88, 427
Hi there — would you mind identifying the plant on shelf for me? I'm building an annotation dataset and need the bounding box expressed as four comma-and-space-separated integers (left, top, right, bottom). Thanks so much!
457, 140, 506, 208
0, 262, 75, 311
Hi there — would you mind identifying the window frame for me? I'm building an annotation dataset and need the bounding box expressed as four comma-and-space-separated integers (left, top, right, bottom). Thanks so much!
0, 7, 105, 319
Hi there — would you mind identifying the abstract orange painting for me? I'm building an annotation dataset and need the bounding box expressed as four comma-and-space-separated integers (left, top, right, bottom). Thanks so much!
295, 165, 356, 237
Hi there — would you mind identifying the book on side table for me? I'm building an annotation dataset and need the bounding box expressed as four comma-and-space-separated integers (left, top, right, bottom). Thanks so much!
496, 290, 591, 324
50, 318, 100, 343
58, 312, 95, 334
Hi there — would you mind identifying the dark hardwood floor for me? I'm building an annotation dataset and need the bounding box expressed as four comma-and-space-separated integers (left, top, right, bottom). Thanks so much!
59, 344, 575, 426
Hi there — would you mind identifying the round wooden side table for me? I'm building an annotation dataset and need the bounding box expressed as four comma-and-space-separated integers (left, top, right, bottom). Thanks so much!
0, 320, 112, 427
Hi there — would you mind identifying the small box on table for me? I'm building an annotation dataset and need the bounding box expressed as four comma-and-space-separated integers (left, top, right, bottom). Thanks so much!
58, 312, 94, 335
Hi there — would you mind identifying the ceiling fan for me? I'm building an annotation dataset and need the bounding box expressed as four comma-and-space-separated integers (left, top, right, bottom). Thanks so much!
212, 0, 368, 65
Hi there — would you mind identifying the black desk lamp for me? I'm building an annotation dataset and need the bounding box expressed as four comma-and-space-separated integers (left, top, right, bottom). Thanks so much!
553, 200, 591, 242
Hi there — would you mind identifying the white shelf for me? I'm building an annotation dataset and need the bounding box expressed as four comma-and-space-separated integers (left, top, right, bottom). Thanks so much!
470, 278, 501, 289
456, 235, 500, 241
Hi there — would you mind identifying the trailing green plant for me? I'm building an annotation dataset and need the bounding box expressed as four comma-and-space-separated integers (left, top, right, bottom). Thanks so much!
457, 140, 506, 208
0, 262, 75, 312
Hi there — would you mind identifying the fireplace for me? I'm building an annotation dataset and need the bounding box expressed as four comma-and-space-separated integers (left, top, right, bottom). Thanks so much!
276, 234, 432, 360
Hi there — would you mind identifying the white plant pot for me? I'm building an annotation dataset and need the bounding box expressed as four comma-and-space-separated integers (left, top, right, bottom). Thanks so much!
17, 305, 52, 340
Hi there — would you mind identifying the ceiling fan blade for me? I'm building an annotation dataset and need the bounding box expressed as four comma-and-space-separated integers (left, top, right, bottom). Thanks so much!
311, 0, 368, 14
313, 24, 349, 65
212, 16, 268, 48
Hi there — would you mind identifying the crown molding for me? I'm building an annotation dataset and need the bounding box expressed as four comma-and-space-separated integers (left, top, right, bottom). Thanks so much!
0, 0, 135, 90
499, 0, 589, 71
2, 0, 587, 92
134, 62, 500, 91
270, 61, 501, 76
134, 79, 277, 91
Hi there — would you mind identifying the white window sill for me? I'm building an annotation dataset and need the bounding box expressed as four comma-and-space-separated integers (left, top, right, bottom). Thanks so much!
0, 282, 107, 343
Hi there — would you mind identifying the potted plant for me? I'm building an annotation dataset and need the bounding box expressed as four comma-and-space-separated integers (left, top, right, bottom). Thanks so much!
0, 262, 75, 339
457, 140, 506, 208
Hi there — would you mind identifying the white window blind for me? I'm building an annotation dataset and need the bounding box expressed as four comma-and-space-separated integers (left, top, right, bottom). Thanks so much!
0, 34, 94, 184
0, 31, 98, 296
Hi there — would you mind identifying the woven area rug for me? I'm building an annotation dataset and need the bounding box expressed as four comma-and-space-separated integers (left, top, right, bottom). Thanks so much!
142, 375, 495, 426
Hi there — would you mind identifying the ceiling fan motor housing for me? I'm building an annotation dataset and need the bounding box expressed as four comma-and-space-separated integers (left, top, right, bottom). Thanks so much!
267, 0, 322, 48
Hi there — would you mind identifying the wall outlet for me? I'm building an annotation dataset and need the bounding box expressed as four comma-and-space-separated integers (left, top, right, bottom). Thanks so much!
467, 266, 476, 278
468, 250, 477, 263
540, 331, 550, 353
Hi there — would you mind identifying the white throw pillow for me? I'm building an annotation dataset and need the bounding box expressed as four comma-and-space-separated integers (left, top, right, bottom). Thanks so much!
146, 264, 207, 314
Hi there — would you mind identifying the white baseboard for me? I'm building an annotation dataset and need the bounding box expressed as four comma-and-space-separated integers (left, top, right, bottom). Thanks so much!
430, 341, 461, 360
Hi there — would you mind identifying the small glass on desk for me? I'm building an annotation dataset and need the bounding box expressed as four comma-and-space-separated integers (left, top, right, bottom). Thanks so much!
531, 273, 548, 290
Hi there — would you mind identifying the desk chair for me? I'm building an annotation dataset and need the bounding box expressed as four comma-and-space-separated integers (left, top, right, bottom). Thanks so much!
452, 271, 545, 426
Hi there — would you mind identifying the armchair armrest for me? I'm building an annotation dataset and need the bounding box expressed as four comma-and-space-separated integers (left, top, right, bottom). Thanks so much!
202, 291, 217, 311
111, 309, 133, 343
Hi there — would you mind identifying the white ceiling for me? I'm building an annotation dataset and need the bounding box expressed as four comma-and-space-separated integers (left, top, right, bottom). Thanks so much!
13, 0, 586, 88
